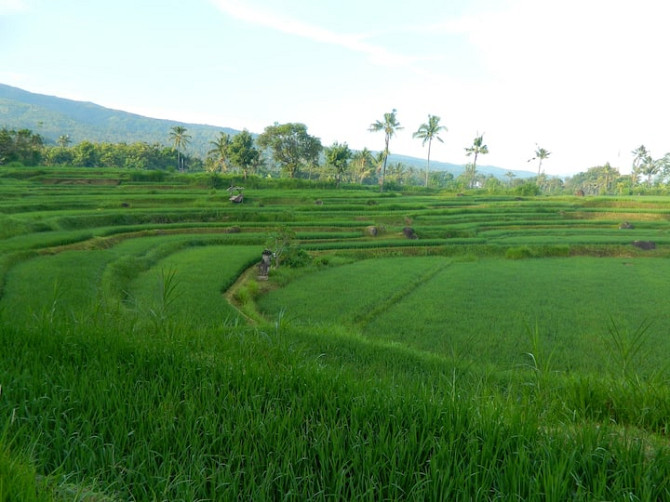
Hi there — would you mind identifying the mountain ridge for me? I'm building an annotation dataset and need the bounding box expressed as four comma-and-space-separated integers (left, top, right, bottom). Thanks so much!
0, 83, 535, 178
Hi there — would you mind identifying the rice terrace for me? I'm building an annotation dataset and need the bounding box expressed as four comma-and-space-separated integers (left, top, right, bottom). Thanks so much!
2, 166, 670, 500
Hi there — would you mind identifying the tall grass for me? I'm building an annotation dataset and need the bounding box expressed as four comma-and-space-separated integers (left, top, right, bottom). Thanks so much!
1, 311, 669, 500
3, 170, 670, 498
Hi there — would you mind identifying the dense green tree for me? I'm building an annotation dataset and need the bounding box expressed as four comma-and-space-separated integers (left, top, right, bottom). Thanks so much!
169, 126, 191, 171
460, 163, 477, 189
631, 145, 669, 187
657, 154, 670, 185
0, 128, 11, 164
385, 161, 409, 186
542, 176, 565, 194
43, 141, 177, 170
369, 109, 402, 192
0, 128, 44, 165
45, 146, 74, 166
429, 170, 455, 189
640, 154, 660, 187
565, 164, 622, 195
72, 141, 98, 167
413, 114, 446, 187
599, 162, 619, 193
99, 142, 126, 167
228, 130, 260, 179
464, 133, 488, 188
324, 142, 352, 187
257, 123, 322, 178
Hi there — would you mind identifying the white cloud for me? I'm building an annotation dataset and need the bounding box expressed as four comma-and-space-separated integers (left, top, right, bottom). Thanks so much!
0, 0, 29, 14
208, 0, 417, 67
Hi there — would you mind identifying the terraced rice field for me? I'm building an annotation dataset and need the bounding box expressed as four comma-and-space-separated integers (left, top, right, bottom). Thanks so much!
1, 166, 670, 500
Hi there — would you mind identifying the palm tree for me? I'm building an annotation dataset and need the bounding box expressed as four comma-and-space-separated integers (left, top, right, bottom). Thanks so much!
413, 115, 446, 187
530, 146, 550, 177
208, 132, 231, 172
57, 134, 71, 148
369, 109, 402, 192
631, 145, 649, 187
640, 156, 660, 187
599, 162, 619, 194
351, 148, 375, 184
169, 126, 191, 171
464, 133, 488, 187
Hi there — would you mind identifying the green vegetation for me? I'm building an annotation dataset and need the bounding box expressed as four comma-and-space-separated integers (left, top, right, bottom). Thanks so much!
1, 166, 669, 499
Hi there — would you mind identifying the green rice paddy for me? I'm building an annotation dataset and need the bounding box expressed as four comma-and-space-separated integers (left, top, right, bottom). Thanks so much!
1, 166, 669, 500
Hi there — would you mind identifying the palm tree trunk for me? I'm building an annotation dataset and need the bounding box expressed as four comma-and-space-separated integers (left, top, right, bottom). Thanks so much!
380, 138, 389, 193
425, 139, 432, 187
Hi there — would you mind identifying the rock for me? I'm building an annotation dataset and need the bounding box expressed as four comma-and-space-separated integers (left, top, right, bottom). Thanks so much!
619, 221, 634, 229
403, 227, 418, 239
632, 240, 655, 250
365, 226, 378, 237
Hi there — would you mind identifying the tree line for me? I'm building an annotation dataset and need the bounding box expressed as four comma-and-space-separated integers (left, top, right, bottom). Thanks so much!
2, 110, 669, 195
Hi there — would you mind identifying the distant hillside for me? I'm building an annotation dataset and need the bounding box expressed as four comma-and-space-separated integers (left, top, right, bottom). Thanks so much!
386, 153, 535, 179
0, 83, 239, 157
0, 83, 536, 178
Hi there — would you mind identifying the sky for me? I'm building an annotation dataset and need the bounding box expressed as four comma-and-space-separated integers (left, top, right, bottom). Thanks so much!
1, 0, 670, 176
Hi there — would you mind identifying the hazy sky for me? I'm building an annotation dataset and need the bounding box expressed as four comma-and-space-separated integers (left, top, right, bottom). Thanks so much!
2, 0, 669, 175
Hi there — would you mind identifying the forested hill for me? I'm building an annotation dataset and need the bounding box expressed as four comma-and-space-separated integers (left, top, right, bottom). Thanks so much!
0, 83, 239, 157
0, 83, 534, 178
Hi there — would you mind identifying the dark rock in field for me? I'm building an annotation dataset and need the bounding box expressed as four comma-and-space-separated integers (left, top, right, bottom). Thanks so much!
121, 202, 130, 208
575, 189, 585, 197
315, 199, 323, 205
366, 200, 378, 206
456, 193, 466, 197
633, 240, 655, 250
514, 197, 524, 201
226, 226, 241, 233
403, 227, 418, 239
366, 226, 378, 237
619, 221, 634, 229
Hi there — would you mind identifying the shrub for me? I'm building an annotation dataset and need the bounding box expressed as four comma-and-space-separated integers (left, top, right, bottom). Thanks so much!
515, 183, 541, 196
282, 247, 311, 268
506, 246, 533, 259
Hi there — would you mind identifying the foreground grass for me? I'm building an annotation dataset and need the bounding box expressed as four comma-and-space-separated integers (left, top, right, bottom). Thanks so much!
1, 310, 669, 500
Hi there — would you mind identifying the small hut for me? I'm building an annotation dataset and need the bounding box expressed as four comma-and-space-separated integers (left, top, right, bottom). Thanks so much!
227, 185, 244, 203
258, 249, 274, 279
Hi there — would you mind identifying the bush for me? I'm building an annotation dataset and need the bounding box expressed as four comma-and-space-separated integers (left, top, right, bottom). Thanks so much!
514, 183, 541, 196
282, 247, 311, 268
235, 279, 259, 305
506, 246, 533, 259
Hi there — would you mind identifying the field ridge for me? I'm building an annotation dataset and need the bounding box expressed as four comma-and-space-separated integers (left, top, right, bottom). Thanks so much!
352, 259, 451, 330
